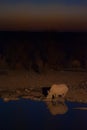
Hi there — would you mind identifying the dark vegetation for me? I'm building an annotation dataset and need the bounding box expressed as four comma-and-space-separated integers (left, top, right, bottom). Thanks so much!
42, 87, 51, 97
0, 31, 87, 72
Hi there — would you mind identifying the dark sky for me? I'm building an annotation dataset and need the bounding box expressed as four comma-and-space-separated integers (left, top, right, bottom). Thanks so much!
0, 0, 87, 5
0, 0, 87, 31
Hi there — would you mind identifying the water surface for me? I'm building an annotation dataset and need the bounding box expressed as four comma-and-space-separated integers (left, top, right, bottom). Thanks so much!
0, 99, 87, 130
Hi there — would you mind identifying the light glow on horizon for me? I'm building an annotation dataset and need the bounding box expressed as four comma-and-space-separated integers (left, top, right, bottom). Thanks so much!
0, 2, 87, 30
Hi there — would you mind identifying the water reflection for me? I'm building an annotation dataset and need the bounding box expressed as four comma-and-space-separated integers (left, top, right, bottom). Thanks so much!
0, 99, 87, 130
3, 97, 19, 102
46, 101, 68, 115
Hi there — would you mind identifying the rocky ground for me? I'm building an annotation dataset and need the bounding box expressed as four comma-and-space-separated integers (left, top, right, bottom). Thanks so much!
0, 69, 87, 103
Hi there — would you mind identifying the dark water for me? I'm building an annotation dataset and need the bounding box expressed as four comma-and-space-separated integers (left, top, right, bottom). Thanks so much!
0, 99, 87, 130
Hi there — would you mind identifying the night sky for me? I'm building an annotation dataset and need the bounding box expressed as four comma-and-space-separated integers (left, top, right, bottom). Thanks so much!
0, 0, 87, 31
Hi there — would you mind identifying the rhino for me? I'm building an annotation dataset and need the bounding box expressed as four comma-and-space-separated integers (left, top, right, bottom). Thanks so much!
47, 84, 68, 100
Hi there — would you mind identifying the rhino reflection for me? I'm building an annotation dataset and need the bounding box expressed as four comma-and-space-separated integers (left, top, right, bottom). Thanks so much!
46, 101, 68, 115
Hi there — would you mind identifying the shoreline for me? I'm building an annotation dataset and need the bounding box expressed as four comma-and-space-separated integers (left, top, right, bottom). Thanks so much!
0, 70, 87, 103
